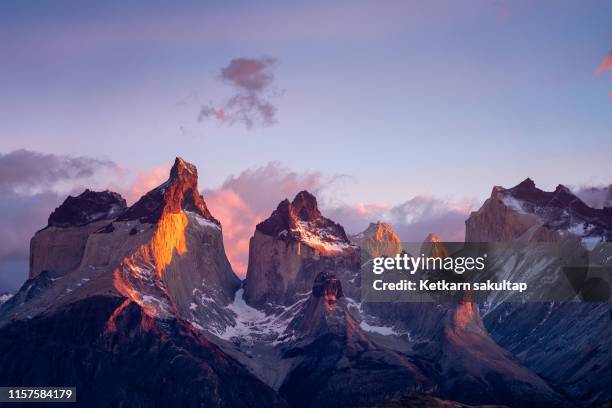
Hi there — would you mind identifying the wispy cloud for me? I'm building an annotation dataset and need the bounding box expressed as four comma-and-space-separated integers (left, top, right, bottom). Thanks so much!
573, 184, 612, 209
198, 57, 281, 129
596, 51, 612, 76
326, 196, 476, 242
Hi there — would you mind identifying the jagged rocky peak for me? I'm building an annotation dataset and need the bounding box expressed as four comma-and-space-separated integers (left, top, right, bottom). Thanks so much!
291, 190, 322, 220
118, 157, 218, 224
256, 190, 354, 254
466, 178, 612, 243
48, 189, 127, 228
351, 221, 403, 257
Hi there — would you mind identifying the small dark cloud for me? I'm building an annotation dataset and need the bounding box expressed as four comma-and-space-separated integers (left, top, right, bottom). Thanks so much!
221, 57, 276, 92
0, 149, 117, 193
198, 57, 280, 129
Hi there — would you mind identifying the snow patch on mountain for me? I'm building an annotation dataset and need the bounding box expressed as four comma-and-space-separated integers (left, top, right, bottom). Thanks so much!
186, 211, 221, 230
0, 293, 13, 305
212, 289, 305, 345
502, 196, 527, 214
291, 221, 356, 254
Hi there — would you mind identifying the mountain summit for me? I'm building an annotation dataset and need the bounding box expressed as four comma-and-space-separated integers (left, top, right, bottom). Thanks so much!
119, 157, 218, 224
256, 190, 353, 253
465, 178, 612, 243
350, 222, 403, 258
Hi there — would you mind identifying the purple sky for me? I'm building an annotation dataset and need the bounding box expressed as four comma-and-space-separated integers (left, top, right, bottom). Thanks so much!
0, 0, 611, 289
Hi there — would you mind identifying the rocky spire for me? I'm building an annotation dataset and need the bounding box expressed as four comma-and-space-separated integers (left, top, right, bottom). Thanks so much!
255, 190, 351, 245
291, 190, 322, 221
118, 157, 217, 224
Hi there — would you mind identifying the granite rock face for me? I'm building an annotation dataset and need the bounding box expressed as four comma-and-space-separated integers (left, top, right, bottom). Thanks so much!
118, 157, 217, 224
30, 190, 128, 279
244, 191, 360, 307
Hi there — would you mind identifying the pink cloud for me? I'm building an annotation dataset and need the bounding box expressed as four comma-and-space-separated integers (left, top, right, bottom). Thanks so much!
105, 163, 172, 205
204, 162, 333, 276
205, 189, 260, 274
596, 51, 612, 76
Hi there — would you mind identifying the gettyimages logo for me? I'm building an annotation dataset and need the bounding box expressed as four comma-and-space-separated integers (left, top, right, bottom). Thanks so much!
371, 253, 487, 275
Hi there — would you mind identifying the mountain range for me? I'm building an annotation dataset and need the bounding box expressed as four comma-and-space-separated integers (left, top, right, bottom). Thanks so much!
0, 158, 609, 407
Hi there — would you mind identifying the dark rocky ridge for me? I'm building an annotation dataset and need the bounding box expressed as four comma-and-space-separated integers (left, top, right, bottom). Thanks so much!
48, 189, 127, 228
256, 190, 349, 242
0, 296, 287, 408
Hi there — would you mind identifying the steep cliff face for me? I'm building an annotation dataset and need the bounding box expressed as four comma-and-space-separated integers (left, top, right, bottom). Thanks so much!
106, 157, 240, 332
465, 178, 612, 243
30, 190, 128, 279
5, 157, 240, 332
420, 300, 569, 407
350, 222, 403, 258
243, 191, 360, 307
